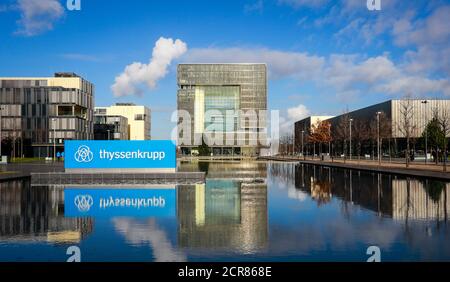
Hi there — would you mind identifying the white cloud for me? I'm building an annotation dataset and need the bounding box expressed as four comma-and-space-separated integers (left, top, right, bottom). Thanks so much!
280, 104, 311, 134
324, 55, 398, 90
376, 76, 450, 97
393, 5, 450, 77
184, 47, 324, 80
324, 54, 450, 98
403, 45, 450, 76
111, 37, 187, 97
287, 104, 310, 122
15, 0, 64, 36
184, 45, 450, 98
393, 6, 450, 47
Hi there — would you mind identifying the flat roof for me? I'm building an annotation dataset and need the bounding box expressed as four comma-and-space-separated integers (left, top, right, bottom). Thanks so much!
178, 63, 267, 65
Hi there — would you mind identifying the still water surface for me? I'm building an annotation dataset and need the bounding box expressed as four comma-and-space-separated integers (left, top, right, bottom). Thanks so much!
0, 161, 449, 261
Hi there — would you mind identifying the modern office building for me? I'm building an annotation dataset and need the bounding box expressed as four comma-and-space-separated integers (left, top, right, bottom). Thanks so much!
93, 114, 128, 140
95, 103, 151, 140
294, 99, 450, 157
326, 99, 450, 139
177, 64, 268, 156
0, 73, 94, 158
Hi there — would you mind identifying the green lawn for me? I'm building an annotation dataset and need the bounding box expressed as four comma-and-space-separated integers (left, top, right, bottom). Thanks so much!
9, 157, 65, 163
10, 157, 44, 163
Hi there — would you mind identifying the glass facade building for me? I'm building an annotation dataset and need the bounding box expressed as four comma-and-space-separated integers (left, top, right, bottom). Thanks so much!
0, 73, 94, 158
177, 64, 268, 156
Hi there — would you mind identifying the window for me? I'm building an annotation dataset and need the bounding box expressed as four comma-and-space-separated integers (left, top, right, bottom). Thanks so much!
135, 114, 145, 121
95, 108, 107, 115
58, 105, 73, 116
201, 85, 240, 132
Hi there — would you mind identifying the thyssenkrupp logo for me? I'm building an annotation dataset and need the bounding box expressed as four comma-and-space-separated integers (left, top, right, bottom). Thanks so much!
74, 145, 94, 163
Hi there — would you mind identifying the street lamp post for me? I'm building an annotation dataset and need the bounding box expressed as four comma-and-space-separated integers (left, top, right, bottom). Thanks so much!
107, 129, 111, 141
349, 118, 353, 160
421, 100, 428, 164
328, 123, 331, 159
376, 112, 381, 166
52, 118, 56, 161
289, 135, 295, 156
292, 135, 294, 156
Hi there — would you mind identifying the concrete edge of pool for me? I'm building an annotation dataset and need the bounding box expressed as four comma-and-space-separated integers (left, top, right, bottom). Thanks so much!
259, 157, 450, 181
30, 171, 206, 185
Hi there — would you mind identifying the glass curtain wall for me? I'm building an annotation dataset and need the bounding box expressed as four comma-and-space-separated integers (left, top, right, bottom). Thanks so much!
201, 86, 240, 133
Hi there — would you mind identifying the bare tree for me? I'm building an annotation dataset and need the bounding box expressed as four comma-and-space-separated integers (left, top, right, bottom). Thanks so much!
288, 133, 294, 155
397, 98, 417, 168
278, 133, 294, 156
379, 111, 392, 161
278, 134, 287, 155
334, 111, 350, 163
368, 118, 377, 159
352, 119, 369, 162
368, 111, 391, 161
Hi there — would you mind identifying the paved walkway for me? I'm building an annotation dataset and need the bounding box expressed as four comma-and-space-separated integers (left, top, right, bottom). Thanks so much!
259, 156, 450, 180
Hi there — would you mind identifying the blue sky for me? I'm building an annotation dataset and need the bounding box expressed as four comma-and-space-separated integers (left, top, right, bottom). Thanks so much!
0, 0, 449, 138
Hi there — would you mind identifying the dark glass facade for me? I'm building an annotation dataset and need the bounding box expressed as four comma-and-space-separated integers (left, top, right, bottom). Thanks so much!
0, 73, 94, 158
93, 114, 129, 140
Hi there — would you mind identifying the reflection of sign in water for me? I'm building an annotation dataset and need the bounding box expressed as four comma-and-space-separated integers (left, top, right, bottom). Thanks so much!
64, 188, 176, 217
74, 195, 93, 212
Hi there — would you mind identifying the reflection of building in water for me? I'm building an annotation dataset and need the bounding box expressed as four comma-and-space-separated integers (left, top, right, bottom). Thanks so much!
0, 179, 93, 243
177, 178, 268, 253
178, 161, 267, 181
295, 164, 393, 214
268, 162, 308, 201
393, 179, 450, 221
295, 164, 450, 221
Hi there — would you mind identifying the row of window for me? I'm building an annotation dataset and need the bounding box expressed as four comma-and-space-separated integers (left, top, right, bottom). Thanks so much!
179, 72, 266, 79
0, 80, 47, 88
135, 114, 146, 121
178, 65, 266, 72
0, 87, 93, 106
